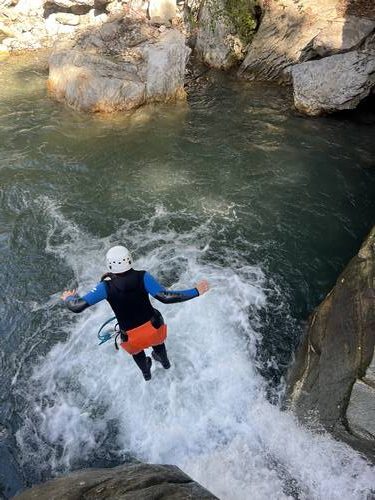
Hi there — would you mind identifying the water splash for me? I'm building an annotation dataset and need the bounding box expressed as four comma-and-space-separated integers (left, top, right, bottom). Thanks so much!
15, 200, 374, 499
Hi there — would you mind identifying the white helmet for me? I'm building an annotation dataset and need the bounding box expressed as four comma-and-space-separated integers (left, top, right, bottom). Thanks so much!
106, 246, 133, 273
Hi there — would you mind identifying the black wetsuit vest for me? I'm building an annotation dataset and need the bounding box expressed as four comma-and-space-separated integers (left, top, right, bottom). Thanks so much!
103, 269, 155, 331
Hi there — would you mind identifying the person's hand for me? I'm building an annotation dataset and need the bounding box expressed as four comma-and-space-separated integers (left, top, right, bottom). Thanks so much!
60, 289, 77, 301
196, 280, 209, 296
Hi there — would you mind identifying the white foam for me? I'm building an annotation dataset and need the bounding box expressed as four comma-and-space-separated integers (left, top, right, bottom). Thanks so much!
16, 201, 374, 499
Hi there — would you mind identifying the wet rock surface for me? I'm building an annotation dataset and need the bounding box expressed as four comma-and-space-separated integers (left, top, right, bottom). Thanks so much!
347, 354, 375, 441
13, 463, 218, 499
287, 226, 375, 457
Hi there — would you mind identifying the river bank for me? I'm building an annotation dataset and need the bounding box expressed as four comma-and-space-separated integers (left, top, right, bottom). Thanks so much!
1, 1, 374, 116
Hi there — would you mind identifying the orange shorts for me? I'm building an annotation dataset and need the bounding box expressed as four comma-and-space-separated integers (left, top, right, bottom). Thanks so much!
120, 320, 167, 355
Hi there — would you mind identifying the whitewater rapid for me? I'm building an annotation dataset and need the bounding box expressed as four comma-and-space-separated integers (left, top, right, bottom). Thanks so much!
15, 200, 374, 500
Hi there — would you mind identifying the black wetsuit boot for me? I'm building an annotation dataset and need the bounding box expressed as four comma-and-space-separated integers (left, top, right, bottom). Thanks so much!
151, 343, 171, 369
133, 351, 152, 380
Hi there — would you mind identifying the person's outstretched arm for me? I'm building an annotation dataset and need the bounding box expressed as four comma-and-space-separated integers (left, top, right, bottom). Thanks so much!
61, 282, 108, 313
144, 272, 209, 304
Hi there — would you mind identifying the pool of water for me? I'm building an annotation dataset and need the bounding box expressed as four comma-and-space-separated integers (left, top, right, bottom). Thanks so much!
0, 52, 374, 499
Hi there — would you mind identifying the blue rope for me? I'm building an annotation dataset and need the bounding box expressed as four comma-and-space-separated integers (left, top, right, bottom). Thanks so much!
97, 316, 117, 345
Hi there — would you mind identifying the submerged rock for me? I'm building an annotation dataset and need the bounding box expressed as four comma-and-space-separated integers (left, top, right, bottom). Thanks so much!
287, 226, 375, 454
48, 18, 191, 112
13, 463, 218, 499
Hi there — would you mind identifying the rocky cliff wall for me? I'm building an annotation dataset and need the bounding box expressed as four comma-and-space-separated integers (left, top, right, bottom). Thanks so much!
287, 226, 375, 458
239, 0, 375, 115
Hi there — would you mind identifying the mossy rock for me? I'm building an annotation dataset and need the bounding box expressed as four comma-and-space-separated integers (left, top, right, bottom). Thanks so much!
224, 0, 259, 43
205, 0, 259, 44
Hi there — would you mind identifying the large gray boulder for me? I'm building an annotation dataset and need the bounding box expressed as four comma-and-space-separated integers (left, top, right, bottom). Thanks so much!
292, 46, 375, 116
287, 227, 375, 454
13, 463, 218, 499
48, 18, 191, 112
48, 49, 146, 112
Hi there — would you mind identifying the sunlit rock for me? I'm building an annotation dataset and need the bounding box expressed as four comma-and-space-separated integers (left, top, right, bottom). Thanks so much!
48, 17, 191, 113
240, 0, 375, 82
145, 29, 190, 101
240, 0, 375, 113
55, 12, 81, 25
312, 15, 374, 57
148, 0, 176, 25
0, 0, 18, 7
45, 12, 79, 34
14, 0, 44, 13
292, 46, 375, 116
240, 0, 327, 82
48, 49, 146, 111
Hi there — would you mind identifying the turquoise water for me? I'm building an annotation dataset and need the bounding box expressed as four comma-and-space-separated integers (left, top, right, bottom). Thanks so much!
0, 53, 374, 499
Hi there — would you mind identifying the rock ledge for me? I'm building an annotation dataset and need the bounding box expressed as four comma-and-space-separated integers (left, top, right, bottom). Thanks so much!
13, 463, 218, 499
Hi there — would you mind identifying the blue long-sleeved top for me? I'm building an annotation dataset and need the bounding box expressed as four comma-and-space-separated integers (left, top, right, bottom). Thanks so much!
65, 271, 199, 313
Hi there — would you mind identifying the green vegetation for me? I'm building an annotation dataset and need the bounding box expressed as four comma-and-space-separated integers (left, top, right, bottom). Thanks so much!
205, 0, 259, 44
224, 0, 258, 43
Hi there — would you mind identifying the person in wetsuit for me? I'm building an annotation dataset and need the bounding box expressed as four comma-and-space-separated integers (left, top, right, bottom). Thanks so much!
61, 245, 209, 380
